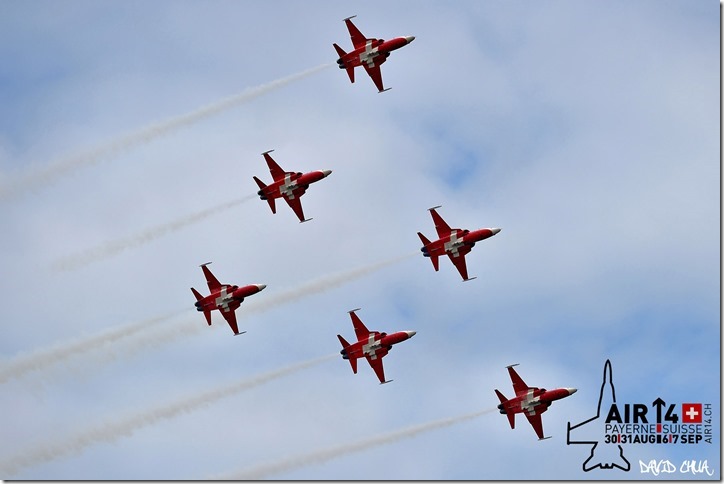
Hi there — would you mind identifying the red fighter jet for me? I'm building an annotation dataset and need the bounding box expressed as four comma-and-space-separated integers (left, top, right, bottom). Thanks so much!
253, 150, 332, 223
333, 15, 415, 93
190, 263, 266, 336
337, 308, 416, 384
417, 206, 501, 282
495, 364, 577, 440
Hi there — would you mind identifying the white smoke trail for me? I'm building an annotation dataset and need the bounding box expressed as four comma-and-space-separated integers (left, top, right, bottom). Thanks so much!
0, 63, 333, 201
0, 310, 184, 384
242, 252, 418, 315
3, 254, 414, 385
0, 353, 336, 476
68, 253, 417, 372
51, 194, 256, 272
212, 407, 498, 480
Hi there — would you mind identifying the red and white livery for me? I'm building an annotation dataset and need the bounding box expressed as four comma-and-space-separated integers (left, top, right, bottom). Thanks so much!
337, 308, 416, 384
495, 364, 577, 440
253, 150, 332, 223
190, 263, 266, 336
333, 15, 415, 93
417, 206, 501, 282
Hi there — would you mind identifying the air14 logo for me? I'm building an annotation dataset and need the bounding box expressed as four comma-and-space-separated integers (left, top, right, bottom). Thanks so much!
604, 400, 713, 445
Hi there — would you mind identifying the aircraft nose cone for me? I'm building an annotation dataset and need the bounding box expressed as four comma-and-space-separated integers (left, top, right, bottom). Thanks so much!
322, 169, 332, 177
405, 35, 415, 43
255, 284, 267, 291
567, 388, 578, 395
491, 228, 501, 235
406, 330, 417, 338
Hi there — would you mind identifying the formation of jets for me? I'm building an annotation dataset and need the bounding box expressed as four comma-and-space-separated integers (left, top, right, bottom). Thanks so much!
187, 15, 575, 443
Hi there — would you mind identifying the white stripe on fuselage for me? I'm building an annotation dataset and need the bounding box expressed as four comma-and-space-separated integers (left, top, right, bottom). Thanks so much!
444, 231, 464, 256
362, 334, 381, 359
215, 287, 232, 312
359, 40, 379, 67
521, 389, 540, 415
280, 173, 297, 199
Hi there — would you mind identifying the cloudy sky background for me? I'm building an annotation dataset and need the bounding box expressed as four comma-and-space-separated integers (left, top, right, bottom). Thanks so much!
0, 0, 719, 480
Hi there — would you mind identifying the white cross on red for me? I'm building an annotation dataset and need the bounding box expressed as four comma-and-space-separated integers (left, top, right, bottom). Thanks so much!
685, 406, 699, 420
280, 174, 297, 199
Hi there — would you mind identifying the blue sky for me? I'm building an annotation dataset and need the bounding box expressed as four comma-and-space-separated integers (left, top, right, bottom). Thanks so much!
0, 0, 719, 480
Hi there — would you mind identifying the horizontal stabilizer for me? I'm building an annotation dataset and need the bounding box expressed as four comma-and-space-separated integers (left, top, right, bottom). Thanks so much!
233, 331, 247, 336
417, 232, 432, 246
333, 42, 348, 60
380, 379, 393, 385
539, 436, 552, 441
378, 88, 392, 93
337, 334, 350, 349
253, 176, 267, 190
463, 277, 478, 282
190, 287, 204, 302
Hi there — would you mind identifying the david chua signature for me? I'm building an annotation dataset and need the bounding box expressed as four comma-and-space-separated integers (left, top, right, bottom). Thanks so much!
639, 459, 715, 476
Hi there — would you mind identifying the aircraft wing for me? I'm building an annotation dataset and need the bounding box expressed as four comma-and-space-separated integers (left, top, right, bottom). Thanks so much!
220, 307, 241, 335
349, 310, 371, 341
201, 264, 222, 293
524, 412, 546, 440
363, 63, 385, 93
345, 17, 368, 49
283, 194, 307, 223
447, 252, 471, 282
365, 354, 387, 384
507, 365, 530, 395
263, 151, 287, 182
429, 208, 453, 238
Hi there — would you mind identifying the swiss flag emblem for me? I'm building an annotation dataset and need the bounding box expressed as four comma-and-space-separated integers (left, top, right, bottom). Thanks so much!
682, 403, 703, 424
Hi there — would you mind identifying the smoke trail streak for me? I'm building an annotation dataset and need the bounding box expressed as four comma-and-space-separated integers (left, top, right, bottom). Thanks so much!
105, 252, 417, 357
0, 63, 333, 201
0, 310, 184, 384
212, 407, 497, 480
52, 194, 256, 272
242, 252, 418, 315
0, 353, 336, 476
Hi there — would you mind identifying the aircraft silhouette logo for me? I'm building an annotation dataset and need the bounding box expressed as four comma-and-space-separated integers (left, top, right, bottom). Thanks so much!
566, 359, 631, 472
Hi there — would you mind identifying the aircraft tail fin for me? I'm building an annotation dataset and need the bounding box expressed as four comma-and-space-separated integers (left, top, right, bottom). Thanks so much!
190, 287, 204, 302
253, 176, 267, 191
417, 232, 439, 271
337, 334, 358, 374
495, 389, 515, 429
333, 42, 348, 59
333, 44, 355, 83
253, 176, 277, 214
191, 288, 212, 325
417, 231, 432, 246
